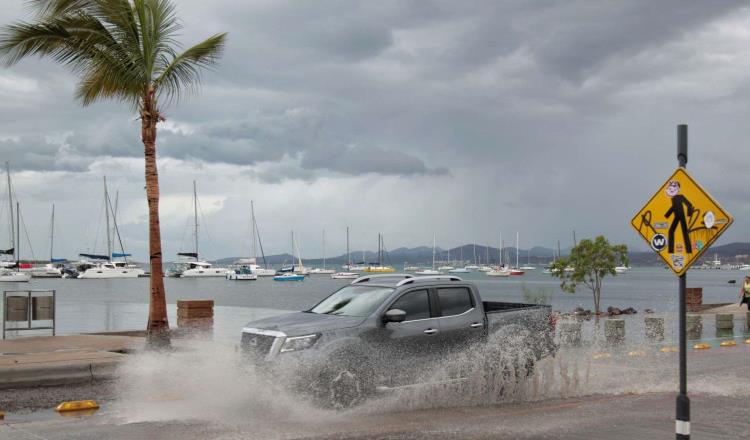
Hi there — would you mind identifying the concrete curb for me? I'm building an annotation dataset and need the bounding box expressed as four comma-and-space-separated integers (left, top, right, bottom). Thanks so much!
0, 358, 121, 389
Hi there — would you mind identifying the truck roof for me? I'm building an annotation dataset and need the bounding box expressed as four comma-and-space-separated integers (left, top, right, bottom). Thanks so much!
350, 274, 467, 288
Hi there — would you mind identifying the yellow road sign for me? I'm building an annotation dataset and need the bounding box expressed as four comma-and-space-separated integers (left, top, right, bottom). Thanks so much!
631, 168, 732, 276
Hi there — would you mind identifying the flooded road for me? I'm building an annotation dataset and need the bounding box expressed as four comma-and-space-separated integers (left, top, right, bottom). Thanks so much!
2, 342, 748, 439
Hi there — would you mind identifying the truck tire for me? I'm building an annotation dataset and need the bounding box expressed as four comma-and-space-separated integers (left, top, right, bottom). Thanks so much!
311, 356, 375, 409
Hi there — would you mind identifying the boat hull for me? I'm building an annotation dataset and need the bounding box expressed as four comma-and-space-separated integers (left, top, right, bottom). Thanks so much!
273, 275, 305, 281
227, 273, 258, 280
331, 272, 358, 279
78, 268, 144, 279
363, 267, 395, 273
180, 268, 230, 278
0, 271, 31, 282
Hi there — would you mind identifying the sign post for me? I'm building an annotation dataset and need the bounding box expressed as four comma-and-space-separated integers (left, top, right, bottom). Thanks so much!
630, 124, 733, 439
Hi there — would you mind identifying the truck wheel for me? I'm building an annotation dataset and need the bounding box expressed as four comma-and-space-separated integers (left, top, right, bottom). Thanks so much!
312, 361, 374, 409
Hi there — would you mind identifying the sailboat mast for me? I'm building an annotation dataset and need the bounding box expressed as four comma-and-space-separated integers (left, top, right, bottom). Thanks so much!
104, 176, 111, 261
16, 201, 20, 264
378, 233, 382, 266
516, 232, 519, 269
499, 232, 504, 267
473, 243, 476, 265
322, 229, 326, 270
193, 181, 199, 260
346, 226, 351, 267
6, 162, 14, 261
50, 204, 55, 261
250, 201, 257, 259
432, 234, 436, 270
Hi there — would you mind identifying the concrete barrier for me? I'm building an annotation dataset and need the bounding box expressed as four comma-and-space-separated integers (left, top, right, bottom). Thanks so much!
604, 319, 625, 345
715, 313, 734, 330
686, 315, 702, 340
645, 316, 665, 342
558, 321, 582, 346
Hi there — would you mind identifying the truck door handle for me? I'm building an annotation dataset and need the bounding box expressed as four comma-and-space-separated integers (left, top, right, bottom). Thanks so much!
470, 322, 484, 328
423, 328, 438, 335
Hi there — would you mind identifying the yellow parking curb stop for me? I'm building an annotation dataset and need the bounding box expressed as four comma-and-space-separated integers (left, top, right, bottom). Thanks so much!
592, 353, 611, 360
627, 350, 646, 357
55, 400, 99, 413
659, 346, 678, 353
720, 340, 736, 347
693, 343, 711, 350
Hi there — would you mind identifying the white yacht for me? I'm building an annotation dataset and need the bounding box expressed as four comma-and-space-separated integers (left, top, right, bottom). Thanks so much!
180, 261, 229, 278
331, 272, 358, 279
77, 178, 144, 279
78, 260, 144, 279
176, 181, 229, 278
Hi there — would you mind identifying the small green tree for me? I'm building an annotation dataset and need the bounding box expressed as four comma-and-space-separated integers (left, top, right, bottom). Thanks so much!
549, 236, 628, 315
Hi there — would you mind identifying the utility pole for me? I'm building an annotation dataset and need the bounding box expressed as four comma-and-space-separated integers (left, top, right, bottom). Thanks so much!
676, 124, 689, 439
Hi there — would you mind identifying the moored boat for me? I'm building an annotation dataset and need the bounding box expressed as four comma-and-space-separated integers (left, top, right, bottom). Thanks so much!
273, 273, 305, 281
331, 272, 358, 279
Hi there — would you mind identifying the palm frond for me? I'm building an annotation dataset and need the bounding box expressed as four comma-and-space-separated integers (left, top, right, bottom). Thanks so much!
2, 0, 225, 110
155, 32, 226, 104
26, 0, 99, 19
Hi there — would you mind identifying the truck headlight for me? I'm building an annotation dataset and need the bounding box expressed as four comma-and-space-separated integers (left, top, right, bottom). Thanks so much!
280, 334, 320, 353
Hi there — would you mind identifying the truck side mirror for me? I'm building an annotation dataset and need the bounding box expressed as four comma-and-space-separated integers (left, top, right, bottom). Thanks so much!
384, 309, 406, 323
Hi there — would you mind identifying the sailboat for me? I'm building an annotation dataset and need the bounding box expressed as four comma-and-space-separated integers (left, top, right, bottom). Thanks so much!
438, 247, 454, 271
178, 181, 229, 278
465, 243, 479, 270
332, 227, 358, 279
228, 201, 274, 279
448, 245, 470, 273
310, 230, 335, 274
363, 234, 395, 272
416, 234, 442, 275
509, 232, 525, 276
520, 244, 536, 271
78, 178, 145, 279
0, 165, 31, 283
290, 231, 310, 275
487, 232, 511, 277
30, 204, 63, 278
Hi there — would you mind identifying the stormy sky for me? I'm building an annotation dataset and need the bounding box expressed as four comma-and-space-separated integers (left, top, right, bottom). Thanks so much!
0, 0, 749, 261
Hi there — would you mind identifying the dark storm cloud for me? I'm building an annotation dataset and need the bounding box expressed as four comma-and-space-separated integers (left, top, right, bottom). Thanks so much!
1, 0, 749, 258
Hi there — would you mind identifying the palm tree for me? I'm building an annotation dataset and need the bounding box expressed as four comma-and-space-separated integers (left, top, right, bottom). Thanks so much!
0, 0, 226, 348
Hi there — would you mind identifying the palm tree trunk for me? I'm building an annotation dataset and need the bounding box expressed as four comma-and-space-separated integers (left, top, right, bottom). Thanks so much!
142, 87, 170, 348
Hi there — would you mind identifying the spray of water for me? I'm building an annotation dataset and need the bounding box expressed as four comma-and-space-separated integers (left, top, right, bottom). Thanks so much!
112, 331, 750, 432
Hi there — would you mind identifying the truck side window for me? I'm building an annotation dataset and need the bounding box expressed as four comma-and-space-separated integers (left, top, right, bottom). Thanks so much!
389, 290, 430, 321
437, 287, 474, 316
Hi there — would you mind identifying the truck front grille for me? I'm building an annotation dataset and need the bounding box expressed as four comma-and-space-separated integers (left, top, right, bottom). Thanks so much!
241, 332, 277, 359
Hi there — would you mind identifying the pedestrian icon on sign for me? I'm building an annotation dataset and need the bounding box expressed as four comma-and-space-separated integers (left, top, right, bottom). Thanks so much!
664, 180, 694, 254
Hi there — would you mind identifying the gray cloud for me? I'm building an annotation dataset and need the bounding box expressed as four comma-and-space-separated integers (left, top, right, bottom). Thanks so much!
0, 1, 749, 259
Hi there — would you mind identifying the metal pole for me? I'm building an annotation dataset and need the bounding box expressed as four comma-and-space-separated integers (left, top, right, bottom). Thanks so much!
676, 124, 690, 439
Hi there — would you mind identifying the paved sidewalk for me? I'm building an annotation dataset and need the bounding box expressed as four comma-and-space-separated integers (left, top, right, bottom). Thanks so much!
0, 335, 144, 389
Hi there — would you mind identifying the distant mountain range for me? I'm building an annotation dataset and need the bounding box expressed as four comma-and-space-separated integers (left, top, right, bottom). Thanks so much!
216, 242, 750, 267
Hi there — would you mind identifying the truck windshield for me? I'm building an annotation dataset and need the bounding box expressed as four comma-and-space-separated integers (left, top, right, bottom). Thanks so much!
310, 285, 394, 317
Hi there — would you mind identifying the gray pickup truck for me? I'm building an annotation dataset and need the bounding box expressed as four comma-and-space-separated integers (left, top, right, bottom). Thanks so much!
241, 274, 556, 407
